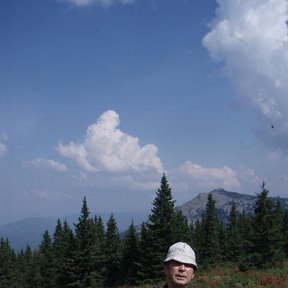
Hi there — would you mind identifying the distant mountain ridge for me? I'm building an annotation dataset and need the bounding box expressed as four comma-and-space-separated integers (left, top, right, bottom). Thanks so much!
1, 189, 288, 251
177, 188, 288, 224
0, 211, 148, 251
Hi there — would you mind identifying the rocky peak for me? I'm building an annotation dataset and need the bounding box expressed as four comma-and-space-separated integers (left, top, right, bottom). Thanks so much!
176, 188, 288, 225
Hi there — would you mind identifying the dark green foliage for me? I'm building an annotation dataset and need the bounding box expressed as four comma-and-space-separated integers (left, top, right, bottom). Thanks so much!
190, 219, 204, 261
145, 174, 188, 282
137, 174, 192, 283
73, 197, 102, 287
104, 214, 121, 287
92, 216, 106, 286
250, 183, 284, 269
171, 210, 192, 243
119, 222, 140, 286
135, 223, 153, 285
0, 238, 18, 288
17, 245, 42, 288
271, 199, 286, 263
201, 193, 221, 266
236, 211, 254, 272
225, 200, 242, 262
53, 219, 77, 287
38, 230, 56, 287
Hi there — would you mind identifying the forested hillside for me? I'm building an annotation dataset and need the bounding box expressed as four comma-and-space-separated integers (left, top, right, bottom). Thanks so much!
1, 175, 288, 287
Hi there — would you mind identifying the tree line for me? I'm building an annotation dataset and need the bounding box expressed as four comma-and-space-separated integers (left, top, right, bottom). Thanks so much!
1, 175, 288, 287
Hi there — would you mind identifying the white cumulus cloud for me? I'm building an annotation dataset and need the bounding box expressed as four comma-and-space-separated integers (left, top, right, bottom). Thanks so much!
57, 110, 163, 174
171, 161, 240, 191
29, 159, 68, 172
203, 0, 288, 153
60, 0, 135, 7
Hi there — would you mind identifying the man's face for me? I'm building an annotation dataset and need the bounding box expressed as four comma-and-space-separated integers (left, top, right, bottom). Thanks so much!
164, 260, 195, 287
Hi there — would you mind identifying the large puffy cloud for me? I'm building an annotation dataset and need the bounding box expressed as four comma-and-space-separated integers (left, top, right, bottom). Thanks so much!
56, 111, 262, 194
203, 0, 288, 153
60, 0, 135, 7
57, 110, 163, 174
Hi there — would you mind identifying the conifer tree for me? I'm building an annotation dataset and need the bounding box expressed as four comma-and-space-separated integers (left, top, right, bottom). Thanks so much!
17, 245, 41, 288
136, 223, 153, 285
104, 213, 121, 287
38, 230, 56, 288
53, 219, 76, 287
53, 219, 65, 288
250, 183, 283, 268
225, 200, 242, 262
171, 210, 192, 244
236, 210, 254, 271
0, 238, 18, 288
74, 197, 100, 287
237, 209, 252, 241
190, 219, 204, 262
202, 193, 221, 266
92, 216, 106, 287
145, 174, 177, 282
62, 220, 79, 287
270, 199, 285, 263
119, 222, 139, 286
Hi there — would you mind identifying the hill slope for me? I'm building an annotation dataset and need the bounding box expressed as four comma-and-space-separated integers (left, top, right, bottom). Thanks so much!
177, 188, 288, 224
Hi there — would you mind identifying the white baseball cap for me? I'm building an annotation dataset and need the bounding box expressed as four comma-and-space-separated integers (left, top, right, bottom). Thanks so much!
164, 242, 197, 268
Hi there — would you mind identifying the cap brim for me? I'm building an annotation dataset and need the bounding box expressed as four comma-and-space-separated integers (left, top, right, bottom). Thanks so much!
164, 254, 197, 267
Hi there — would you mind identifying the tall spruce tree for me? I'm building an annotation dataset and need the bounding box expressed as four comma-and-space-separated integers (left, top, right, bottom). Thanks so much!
74, 197, 100, 287
92, 216, 106, 287
53, 219, 77, 288
104, 214, 121, 288
119, 222, 139, 286
38, 230, 56, 288
225, 200, 242, 262
144, 174, 190, 283
62, 220, 79, 288
202, 193, 221, 266
53, 219, 65, 288
146, 174, 176, 282
250, 183, 283, 268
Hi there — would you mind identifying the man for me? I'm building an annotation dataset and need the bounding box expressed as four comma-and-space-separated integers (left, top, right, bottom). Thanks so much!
158, 242, 197, 288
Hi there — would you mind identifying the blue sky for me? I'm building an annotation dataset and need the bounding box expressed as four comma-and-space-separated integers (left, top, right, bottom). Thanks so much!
1, 0, 288, 224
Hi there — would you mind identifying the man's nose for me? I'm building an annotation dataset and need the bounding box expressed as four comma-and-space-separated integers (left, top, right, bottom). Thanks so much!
179, 264, 186, 270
